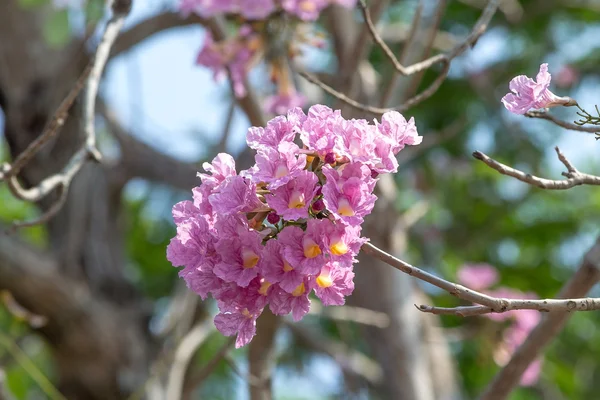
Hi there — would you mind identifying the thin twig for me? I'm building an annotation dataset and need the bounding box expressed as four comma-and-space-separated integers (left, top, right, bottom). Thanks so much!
361, 242, 501, 309
300, 0, 499, 115
1, 0, 132, 230
525, 110, 600, 134
473, 147, 600, 190
362, 241, 600, 316
0, 64, 92, 183
6, 184, 69, 232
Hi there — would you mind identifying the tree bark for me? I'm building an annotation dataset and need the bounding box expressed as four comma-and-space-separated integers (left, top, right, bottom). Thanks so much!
0, 1, 153, 398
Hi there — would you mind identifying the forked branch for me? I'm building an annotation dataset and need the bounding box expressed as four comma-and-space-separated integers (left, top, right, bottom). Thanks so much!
0, 0, 133, 230
300, 0, 499, 115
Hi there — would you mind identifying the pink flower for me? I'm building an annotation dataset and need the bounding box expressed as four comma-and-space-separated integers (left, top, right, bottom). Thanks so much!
282, 0, 329, 21
270, 279, 311, 321
195, 31, 255, 98
457, 263, 499, 291
322, 175, 377, 226
182, 268, 224, 300
278, 220, 328, 275
299, 105, 344, 157
501, 63, 575, 115
242, 0, 277, 19
266, 170, 319, 220
209, 176, 264, 216
214, 308, 260, 348
167, 218, 219, 299
213, 226, 264, 287
246, 112, 301, 151
237, 277, 278, 311
265, 92, 307, 115
322, 163, 376, 193
167, 103, 424, 347
171, 200, 199, 224
520, 358, 542, 386
322, 223, 366, 266
248, 142, 307, 189
335, 119, 376, 165
198, 153, 237, 187
167, 218, 214, 271
376, 111, 422, 154
179, 0, 237, 17
261, 240, 306, 293
311, 263, 355, 306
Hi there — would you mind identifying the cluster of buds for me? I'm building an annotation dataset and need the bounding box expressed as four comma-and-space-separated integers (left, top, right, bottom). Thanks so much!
182, 1, 357, 114
167, 105, 422, 347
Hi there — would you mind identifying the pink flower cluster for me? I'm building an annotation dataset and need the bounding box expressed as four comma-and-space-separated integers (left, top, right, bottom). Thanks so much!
501, 63, 575, 115
167, 105, 422, 347
180, 0, 357, 21
458, 264, 542, 386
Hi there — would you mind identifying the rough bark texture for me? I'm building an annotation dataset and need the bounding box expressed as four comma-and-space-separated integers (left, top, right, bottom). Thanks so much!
0, 2, 153, 398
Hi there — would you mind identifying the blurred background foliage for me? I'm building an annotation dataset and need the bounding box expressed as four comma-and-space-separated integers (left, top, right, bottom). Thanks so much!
2, 0, 600, 399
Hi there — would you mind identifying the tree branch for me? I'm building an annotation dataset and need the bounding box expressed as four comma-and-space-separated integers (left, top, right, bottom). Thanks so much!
362, 241, 600, 316
99, 102, 199, 191
112, 12, 206, 58
525, 110, 600, 134
473, 146, 600, 190
165, 320, 214, 400
0, 0, 132, 230
300, 0, 499, 115
248, 310, 279, 400
479, 236, 600, 400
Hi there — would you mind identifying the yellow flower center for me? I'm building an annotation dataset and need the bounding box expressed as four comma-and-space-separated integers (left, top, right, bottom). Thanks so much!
329, 239, 348, 256
242, 308, 252, 318
242, 249, 259, 269
292, 282, 306, 297
303, 238, 322, 258
300, 1, 316, 11
316, 272, 333, 288
275, 164, 289, 178
283, 260, 294, 272
258, 281, 272, 296
288, 190, 305, 209
338, 198, 355, 217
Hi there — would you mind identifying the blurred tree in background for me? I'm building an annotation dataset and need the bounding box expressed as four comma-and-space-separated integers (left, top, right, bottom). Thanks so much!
1, 0, 600, 399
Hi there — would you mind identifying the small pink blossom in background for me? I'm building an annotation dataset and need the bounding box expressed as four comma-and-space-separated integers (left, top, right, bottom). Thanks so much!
501, 63, 576, 115
265, 92, 307, 116
167, 105, 420, 347
456, 264, 543, 385
184, 0, 359, 113
457, 263, 498, 291
555, 65, 579, 88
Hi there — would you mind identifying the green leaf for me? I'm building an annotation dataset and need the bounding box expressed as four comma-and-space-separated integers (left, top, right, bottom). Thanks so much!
43, 10, 71, 48
85, 0, 105, 25
18, 0, 48, 9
